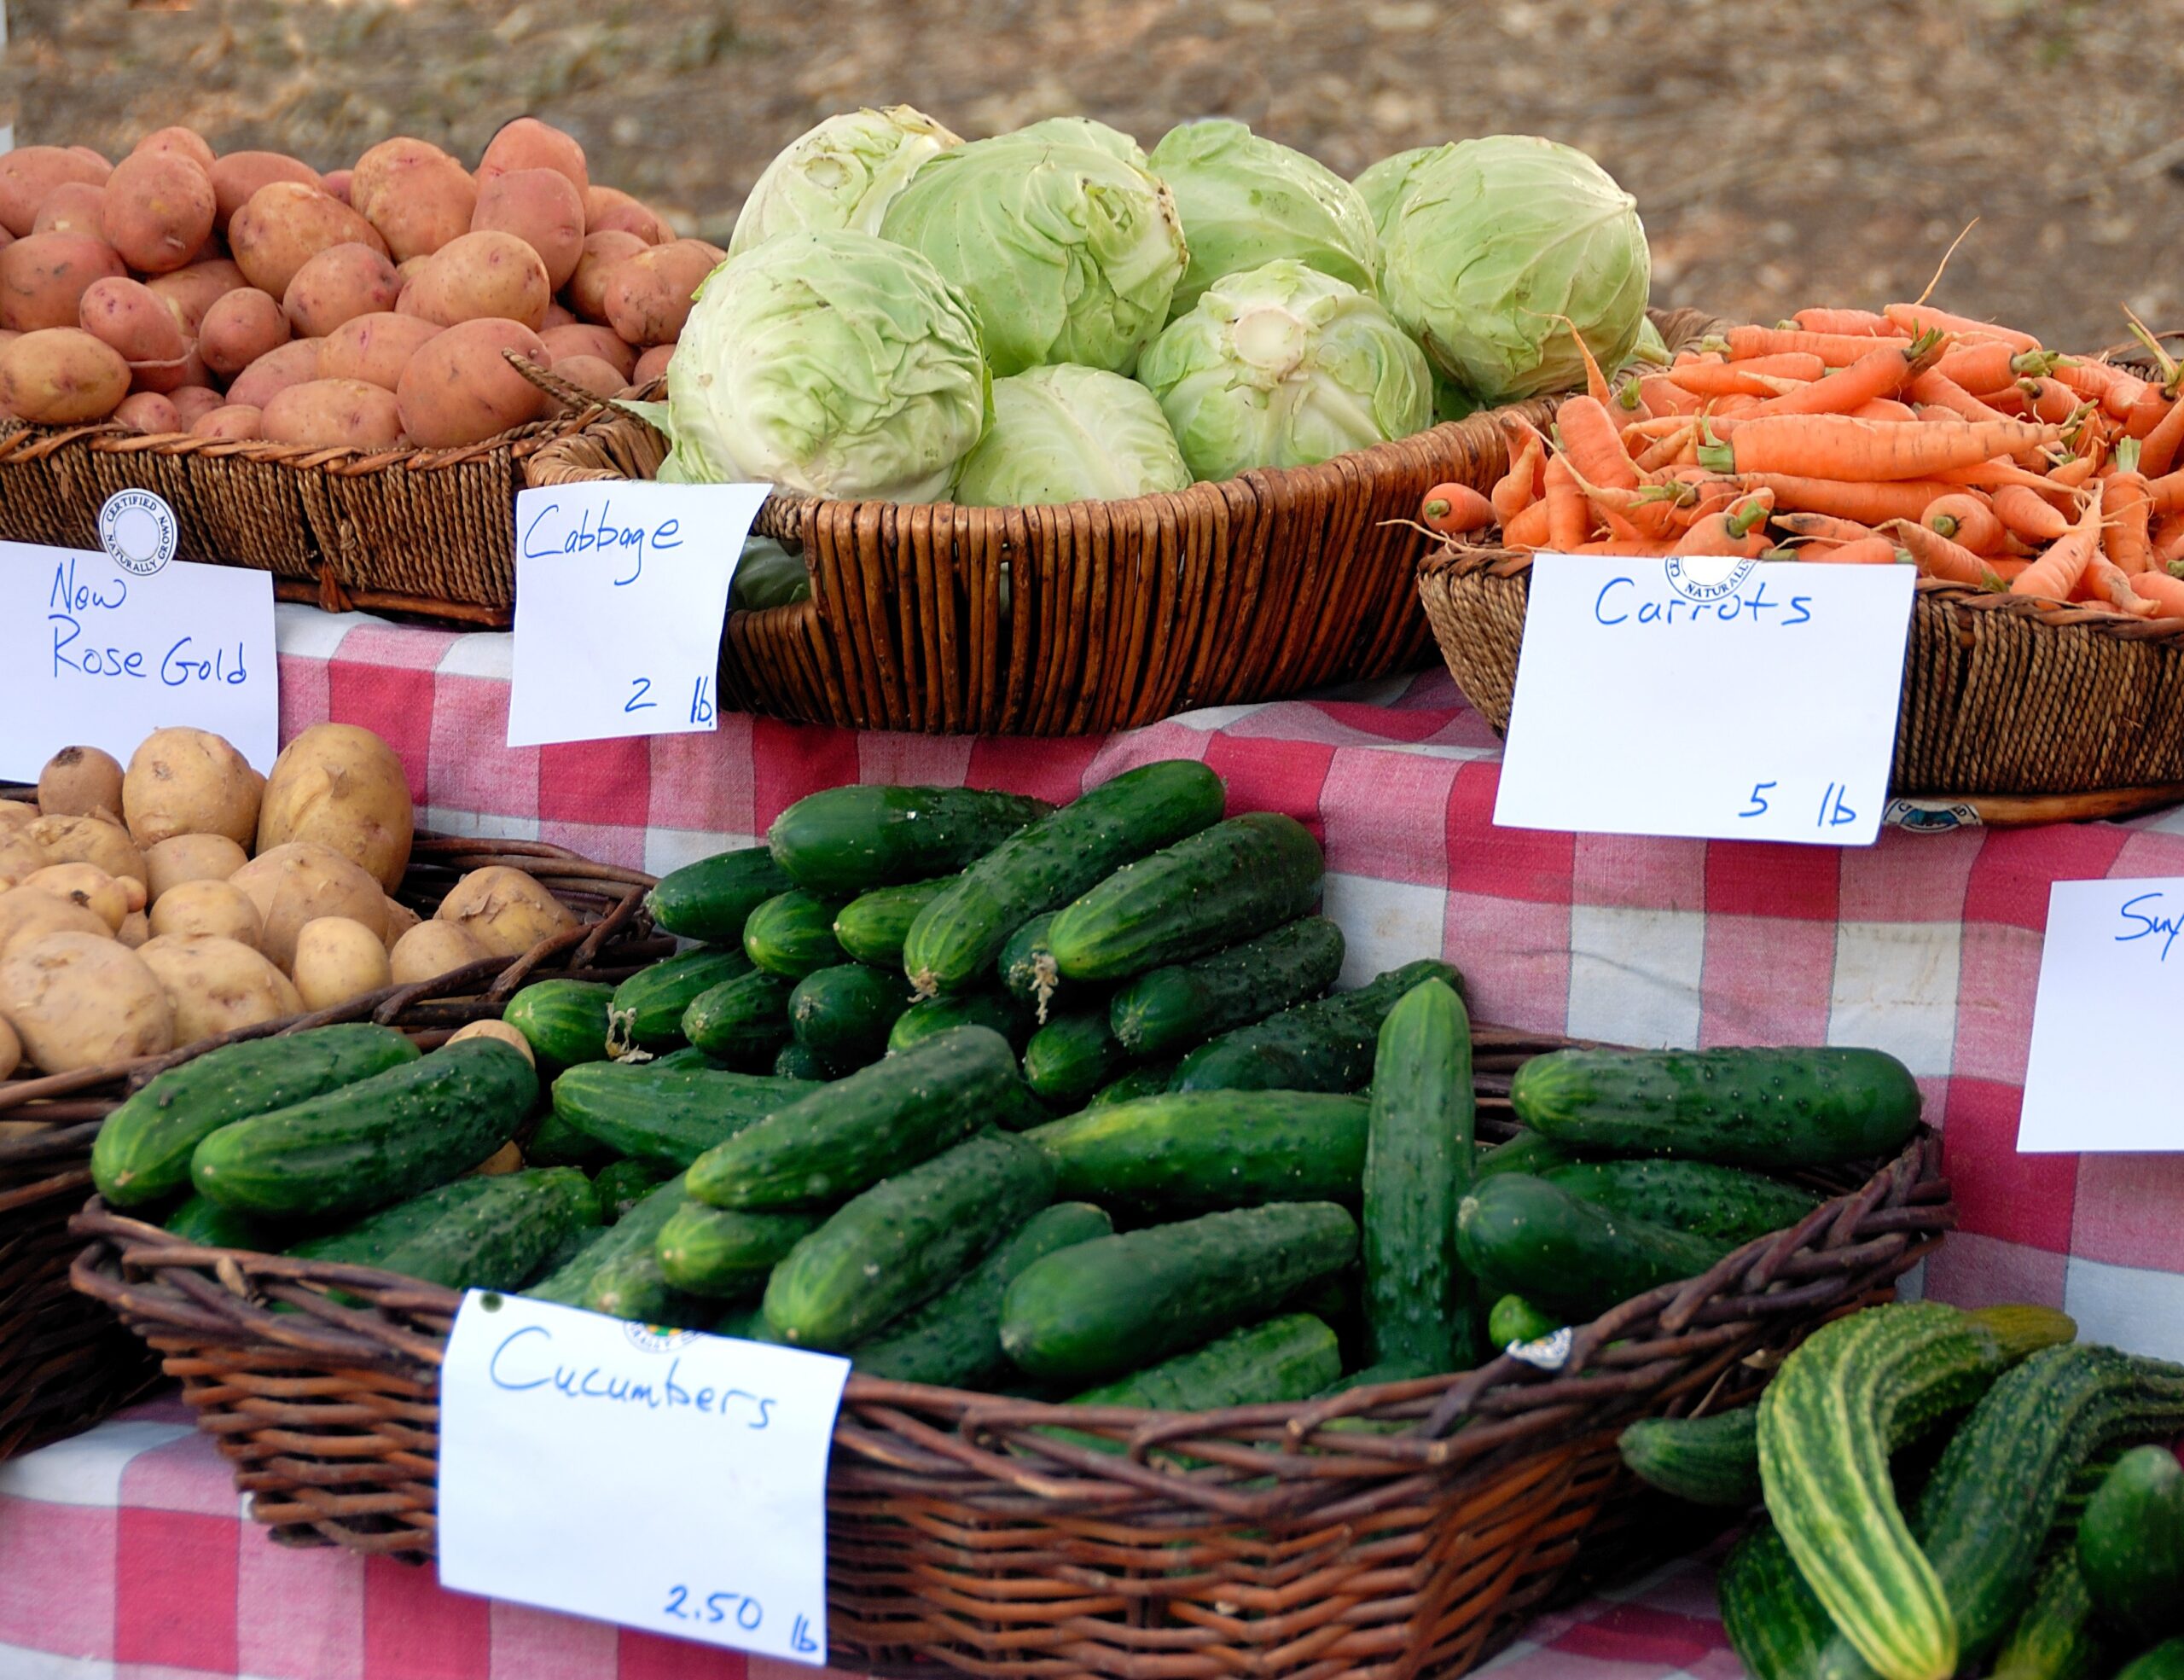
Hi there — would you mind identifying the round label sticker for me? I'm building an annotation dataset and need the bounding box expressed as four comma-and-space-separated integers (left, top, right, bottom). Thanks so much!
98, 489, 178, 577
623, 1321, 700, 1355
1663, 553, 1756, 603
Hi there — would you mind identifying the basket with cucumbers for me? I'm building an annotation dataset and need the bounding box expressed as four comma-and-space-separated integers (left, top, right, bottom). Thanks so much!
72, 759, 1953, 1680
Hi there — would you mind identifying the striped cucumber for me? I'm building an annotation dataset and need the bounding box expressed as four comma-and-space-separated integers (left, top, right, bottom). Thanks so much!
887, 991, 1031, 1055
768, 786, 1051, 896
1020, 1009, 1125, 1109
1170, 959, 1464, 1094
647, 847, 795, 944
288, 1168, 597, 1292
833, 876, 955, 967
903, 759, 1226, 994
1067, 1314, 1340, 1411
1109, 916, 1345, 1057
681, 969, 796, 1067
607, 945, 754, 1054
1026, 1091, 1368, 1211
1540, 1158, 1821, 1247
1618, 1406, 1762, 1507
654, 1200, 825, 1299
742, 891, 847, 979
549, 1061, 806, 1167
789, 963, 915, 1063
503, 980, 615, 1067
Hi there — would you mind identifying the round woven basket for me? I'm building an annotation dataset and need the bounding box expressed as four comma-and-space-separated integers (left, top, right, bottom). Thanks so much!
0, 835, 668, 1460
70, 1029, 1950, 1680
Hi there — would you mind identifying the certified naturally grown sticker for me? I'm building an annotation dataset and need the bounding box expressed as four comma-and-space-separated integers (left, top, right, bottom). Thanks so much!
97, 489, 178, 577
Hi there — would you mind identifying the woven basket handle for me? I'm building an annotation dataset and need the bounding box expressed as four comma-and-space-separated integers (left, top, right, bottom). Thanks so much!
503, 351, 667, 434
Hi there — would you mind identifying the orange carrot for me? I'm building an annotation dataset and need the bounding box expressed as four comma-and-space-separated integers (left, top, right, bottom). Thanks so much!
2137, 392, 2184, 480
1740, 474, 1956, 524
2018, 378, 2080, 426
2047, 450, 2103, 491
1543, 454, 1588, 551
1908, 369, 2013, 424
1753, 332, 1943, 418
2085, 553, 2158, 616
1852, 398, 1920, 422
1992, 483, 2071, 541
1776, 510, 1877, 544
1669, 363, 1804, 398
2104, 473, 2153, 573
1556, 396, 1641, 492
2010, 484, 2104, 602
1639, 374, 1704, 416
1570, 538, 1676, 555
1421, 483, 1496, 536
1702, 416, 2060, 481
2052, 358, 2152, 421
1933, 340, 2053, 392
1982, 556, 2031, 584
1670, 493, 1772, 556
1885, 303, 2041, 352
2146, 469, 2184, 516
1503, 497, 1552, 549
1921, 492, 2005, 554
2123, 387, 2172, 441
1804, 535, 1903, 565
1723, 325, 1914, 364
1792, 307, 1896, 337
1883, 518, 1993, 584
1633, 422, 1699, 474
2124, 565, 2184, 619
1490, 427, 1546, 527
1937, 458, 2076, 494
2157, 512, 2184, 566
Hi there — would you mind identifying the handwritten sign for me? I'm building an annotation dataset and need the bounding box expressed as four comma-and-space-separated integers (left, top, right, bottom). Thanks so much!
506, 481, 770, 749
1493, 554, 1914, 846
439, 1292, 850, 1664
0, 539, 278, 779
2019, 878, 2184, 1153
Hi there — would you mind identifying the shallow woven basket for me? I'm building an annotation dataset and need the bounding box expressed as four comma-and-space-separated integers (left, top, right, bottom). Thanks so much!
0, 835, 668, 1459
1418, 543, 2184, 808
71, 1024, 1950, 1680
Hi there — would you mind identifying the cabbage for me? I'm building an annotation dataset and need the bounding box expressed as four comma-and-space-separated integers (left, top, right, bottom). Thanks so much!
728, 106, 960, 259
1351, 143, 1454, 242
1148, 119, 1379, 317
956, 364, 1189, 506
1005, 116, 1147, 168
1380, 134, 1649, 405
879, 133, 1186, 377
660, 229, 990, 502
1136, 259, 1432, 482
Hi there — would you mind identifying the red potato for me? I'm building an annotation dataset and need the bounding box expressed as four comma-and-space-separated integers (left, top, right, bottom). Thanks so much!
199, 288, 290, 378
68, 148, 114, 180
540, 300, 576, 330
170, 386, 223, 427
229, 183, 389, 299
113, 391, 181, 434
208, 153, 322, 231
365, 154, 478, 263
471, 167, 584, 290
539, 322, 636, 380
564, 230, 644, 323
145, 259, 247, 337
601, 241, 717, 346
0, 328, 131, 423
131, 127, 217, 172
32, 183, 106, 240
190, 404, 262, 439
101, 151, 218, 274
317, 311, 439, 391
632, 342, 673, 386
549, 353, 624, 400
0, 233, 127, 333
78, 276, 186, 364
130, 343, 211, 396
584, 185, 665, 244
261, 377, 404, 449
395, 317, 549, 446
477, 118, 588, 198
404, 230, 549, 329
282, 241, 399, 337
349, 137, 454, 226
0, 148, 111, 237
322, 168, 354, 205
224, 337, 323, 409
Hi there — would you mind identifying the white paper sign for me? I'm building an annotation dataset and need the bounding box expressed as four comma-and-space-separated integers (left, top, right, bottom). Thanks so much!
0, 538, 279, 779
1494, 555, 1915, 846
507, 481, 769, 749
439, 1292, 850, 1664
2019, 878, 2184, 1153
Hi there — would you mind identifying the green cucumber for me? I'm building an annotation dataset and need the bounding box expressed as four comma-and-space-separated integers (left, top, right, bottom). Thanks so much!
1993, 1554, 2108, 1680
1362, 977, 1474, 1374
1474, 1130, 1573, 1181
680, 969, 795, 1068
833, 877, 956, 967
763, 1130, 1054, 1348
711, 1301, 772, 1342
1000, 1201, 1358, 1384
768, 785, 1052, 896
607, 946, 754, 1054
549, 1061, 806, 1167
523, 1105, 614, 1168
851, 1202, 1112, 1387
888, 991, 1031, 1055
2118, 1641, 2184, 1680
1717, 1522, 1852, 1680
93, 1023, 422, 1207
1026, 1091, 1368, 1211
593, 1156, 675, 1223
1047, 813, 1322, 983
646, 847, 794, 944
583, 1252, 690, 1324
163, 1192, 275, 1250
1512, 1046, 1922, 1169
1170, 958, 1465, 1094
529, 1173, 688, 1307
1086, 1062, 1176, 1107
1068, 1313, 1339, 1410
503, 980, 615, 1067
790, 963, 915, 1062
687, 1025, 1014, 1210
1487, 1293, 1561, 1347
1540, 1158, 1821, 1247
649, 1047, 722, 1071
1455, 1172, 1728, 1322
999, 912, 1063, 1011
2078, 1445, 2184, 1642
189, 1041, 535, 1221
1618, 1406, 1761, 1507
903, 759, 1227, 994
772, 1042, 836, 1081
288, 1168, 596, 1291
1109, 916, 1344, 1057
1021, 1009, 1125, 1109
655, 1201, 825, 1299
742, 891, 847, 979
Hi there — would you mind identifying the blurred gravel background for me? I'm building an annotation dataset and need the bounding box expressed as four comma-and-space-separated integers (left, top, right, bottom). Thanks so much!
8, 0, 2183, 352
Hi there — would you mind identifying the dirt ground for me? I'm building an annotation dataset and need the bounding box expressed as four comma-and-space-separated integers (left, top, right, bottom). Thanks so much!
9, 0, 2184, 353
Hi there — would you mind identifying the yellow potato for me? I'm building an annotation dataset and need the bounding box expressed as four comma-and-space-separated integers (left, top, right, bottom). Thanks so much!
229, 182, 389, 299
256, 723, 415, 892
148, 879, 263, 948
0, 147, 110, 238
291, 915, 392, 1010
477, 119, 589, 199
0, 931, 173, 1072
364, 155, 477, 264
190, 404, 263, 441
565, 230, 644, 324
209, 152, 322, 232
434, 865, 577, 959
0, 883, 112, 959
471, 168, 585, 291
136, 934, 302, 1047
102, 150, 217, 275
123, 726, 261, 848
282, 241, 400, 337
601, 241, 716, 347
37, 745, 124, 823
261, 378, 404, 450
145, 833, 248, 899
539, 322, 636, 381
0, 800, 35, 834
447, 1018, 534, 1064
26, 814, 145, 886
198, 288, 289, 380
380, 894, 421, 952
117, 910, 148, 949
228, 841, 387, 972
388, 918, 490, 985
467, 1138, 526, 1177
317, 311, 439, 392
404, 230, 550, 330
224, 337, 322, 410
395, 317, 551, 447
0, 1014, 19, 1079
145, 258, 248, 338
0, 328, 130, 423
20, 863, 131, 931
0, 832, 51, 889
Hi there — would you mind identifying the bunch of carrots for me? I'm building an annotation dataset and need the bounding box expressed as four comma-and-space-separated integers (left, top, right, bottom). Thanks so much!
1419, 299, 2184, 620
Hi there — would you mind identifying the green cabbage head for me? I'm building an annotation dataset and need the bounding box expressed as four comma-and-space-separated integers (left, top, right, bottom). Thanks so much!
1004, 116, 1147, 168
728, 106, 960, 259
956, 363, 1189, 507
1380, 134, 1649, 405
879, 133, 1186, 377
1149, 119, 1380, 317
1351, 143, 1455, 242
661, 229, 990, 502
1136, 259, 1432, 482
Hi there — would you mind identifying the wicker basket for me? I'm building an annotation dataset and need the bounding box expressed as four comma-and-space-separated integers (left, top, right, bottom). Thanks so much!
1418, 543, 2184, 812
0, 835, 668, 1459
70, 1022, 1951, 1680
